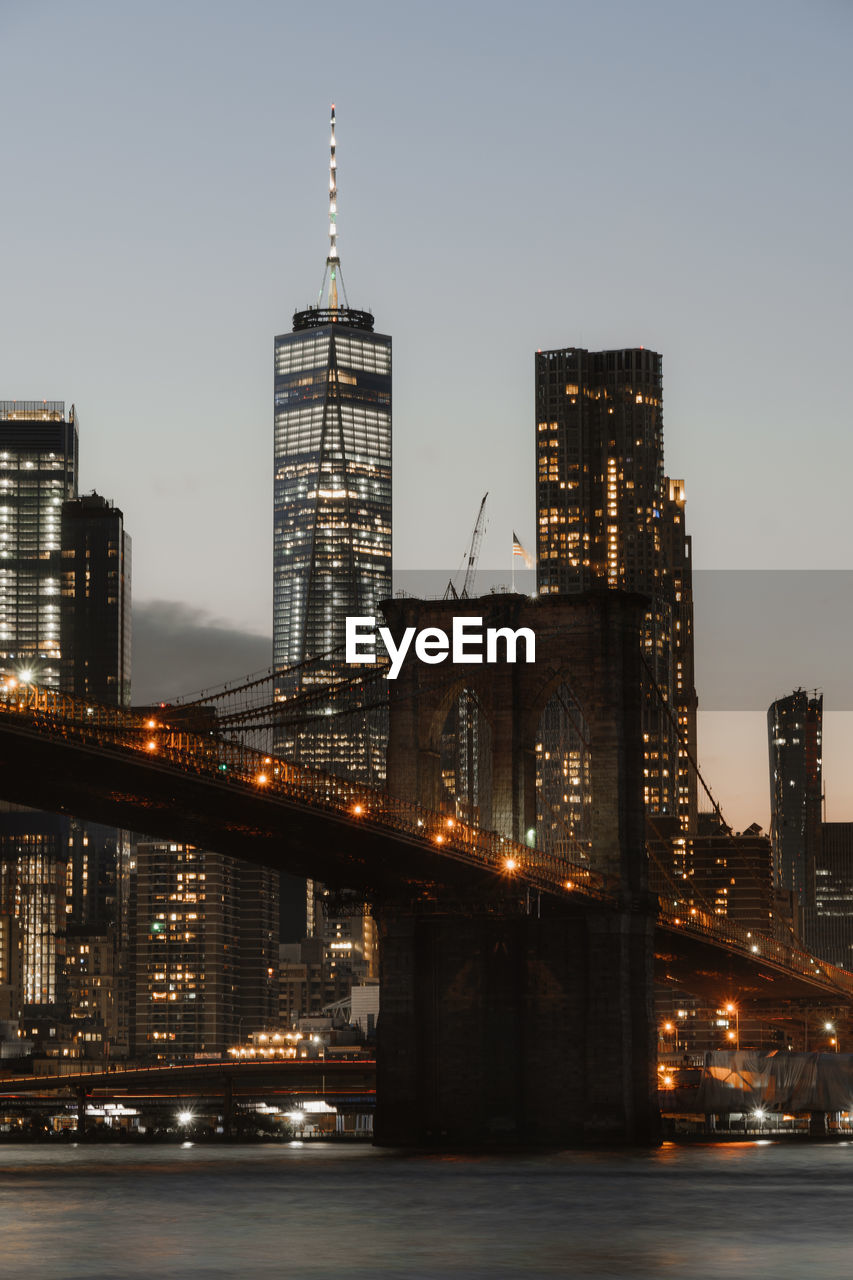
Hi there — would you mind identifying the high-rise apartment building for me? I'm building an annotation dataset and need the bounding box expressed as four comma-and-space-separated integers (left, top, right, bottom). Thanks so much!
768, 689, 823, 906
0, 807, 68, 1008
60, 493, 131, 707
273, 108, 389, 965
534, 347, 697, 836
59, 494, 134, 1047
133, 842, 279, 1058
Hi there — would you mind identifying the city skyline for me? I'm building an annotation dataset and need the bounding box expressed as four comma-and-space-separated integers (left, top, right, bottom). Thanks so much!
2, 0, 852, 829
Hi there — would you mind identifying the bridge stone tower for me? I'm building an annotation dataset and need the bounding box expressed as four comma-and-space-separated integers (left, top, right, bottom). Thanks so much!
375, 591, 660, 1146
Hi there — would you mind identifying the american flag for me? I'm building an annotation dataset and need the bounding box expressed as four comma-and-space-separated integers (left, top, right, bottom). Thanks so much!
512, 532, 533, 568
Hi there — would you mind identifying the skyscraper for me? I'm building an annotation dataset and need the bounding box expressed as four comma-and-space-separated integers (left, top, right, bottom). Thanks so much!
0, 400, 78, 687
273, 106, 391, 678
534, 347, 697, 835
768, 689, 823, 906
0, 402, 78, 1027
273, 108, 389, 961
60, 493, 131, 707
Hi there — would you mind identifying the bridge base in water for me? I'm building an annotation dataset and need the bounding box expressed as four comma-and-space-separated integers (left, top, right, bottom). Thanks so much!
374, 903, 659, 1148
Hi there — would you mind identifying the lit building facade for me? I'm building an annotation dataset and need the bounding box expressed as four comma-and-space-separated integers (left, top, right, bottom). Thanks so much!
767, 689, 822, 906
134, 842, 279, 1059
273, 315, 391, 675
0, 808, 68, 1008
534, 347, 697, 834
0, 401, 78, 687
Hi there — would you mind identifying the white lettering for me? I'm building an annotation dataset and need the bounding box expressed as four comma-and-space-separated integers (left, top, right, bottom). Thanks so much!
378, 625, 416, 680
453, 617, 483, 663
345, 616, 377, 663
486, 626, 536, 664
414, 627, 450, 664
346, 616, 538, 677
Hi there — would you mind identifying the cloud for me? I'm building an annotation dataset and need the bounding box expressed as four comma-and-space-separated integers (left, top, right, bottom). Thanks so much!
132, 600, 271, 705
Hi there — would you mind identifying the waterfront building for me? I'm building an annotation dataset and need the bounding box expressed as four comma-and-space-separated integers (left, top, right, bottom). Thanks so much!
767, 689, 823, 906
0, 806, 68, 1011
273, 107, 390, 958
278, 938, 352, 1028
534, 348, 697, 844
134, 842, 279, 1058
64, 925, 119, 1057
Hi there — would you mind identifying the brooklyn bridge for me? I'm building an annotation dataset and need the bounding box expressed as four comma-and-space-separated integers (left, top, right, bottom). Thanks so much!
1, 591, 850, 1146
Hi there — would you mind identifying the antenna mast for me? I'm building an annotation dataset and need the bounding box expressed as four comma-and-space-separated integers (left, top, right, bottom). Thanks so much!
328, 103, 338, 310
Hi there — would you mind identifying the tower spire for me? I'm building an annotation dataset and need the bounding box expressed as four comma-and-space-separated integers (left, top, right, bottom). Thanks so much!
328, 103, 338, 310
303, 104, 370, 326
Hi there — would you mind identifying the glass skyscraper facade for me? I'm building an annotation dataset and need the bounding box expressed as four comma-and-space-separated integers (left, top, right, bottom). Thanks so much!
0, 401, 78, 688
273, 311, 392, 677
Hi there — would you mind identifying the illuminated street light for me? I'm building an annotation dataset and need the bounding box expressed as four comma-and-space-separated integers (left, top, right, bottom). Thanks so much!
177, 1110, 194, 1127
825, 1021, 839, 1052
724, 1001, 739, 1048
504, 857, 518, 873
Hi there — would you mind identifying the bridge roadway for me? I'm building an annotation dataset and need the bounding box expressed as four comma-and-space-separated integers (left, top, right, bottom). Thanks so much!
1, 682, 852, 1012
0, 1058, 375, 1105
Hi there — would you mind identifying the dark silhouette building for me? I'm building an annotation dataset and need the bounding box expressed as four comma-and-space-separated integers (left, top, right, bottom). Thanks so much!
60, 493, 131, 707
808, 822, 853, 970
768, 689, 822, 907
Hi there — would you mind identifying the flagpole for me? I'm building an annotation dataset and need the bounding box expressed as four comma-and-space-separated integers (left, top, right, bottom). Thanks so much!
511, 537, 515, 593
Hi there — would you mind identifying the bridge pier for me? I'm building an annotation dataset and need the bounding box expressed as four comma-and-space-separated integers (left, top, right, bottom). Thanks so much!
76, 1086, 87, 1137
375, 898, 659, 1148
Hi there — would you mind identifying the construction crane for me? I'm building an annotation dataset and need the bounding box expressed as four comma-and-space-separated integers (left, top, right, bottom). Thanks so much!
444, 493, 489, 600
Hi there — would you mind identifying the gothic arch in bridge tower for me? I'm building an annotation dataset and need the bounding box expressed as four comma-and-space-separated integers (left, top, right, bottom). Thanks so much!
381, 590, 648, 892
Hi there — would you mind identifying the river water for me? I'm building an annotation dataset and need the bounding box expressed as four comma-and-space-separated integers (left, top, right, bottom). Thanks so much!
1, 1141, 851, 1279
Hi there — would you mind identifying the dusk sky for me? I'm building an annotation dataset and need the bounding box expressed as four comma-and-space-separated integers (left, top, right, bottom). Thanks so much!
2, 0, 851, 829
